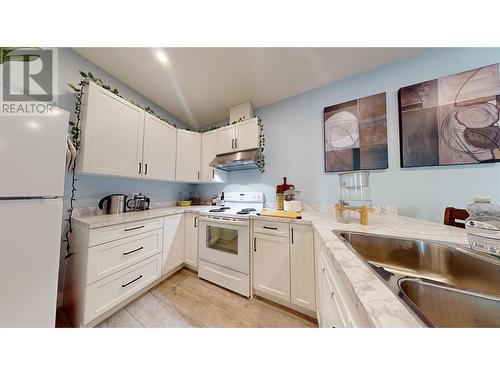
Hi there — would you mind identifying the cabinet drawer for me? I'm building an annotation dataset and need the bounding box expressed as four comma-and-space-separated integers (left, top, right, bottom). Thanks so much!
253, 220, 289, 237
84, 254, 161, 324
319, 252, 349, 327
88, 217, 163, 246
87, 229, 163, 284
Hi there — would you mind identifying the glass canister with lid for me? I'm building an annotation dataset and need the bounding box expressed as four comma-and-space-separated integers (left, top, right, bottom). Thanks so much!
284, 187, 302, 212
338, 170, 372, 208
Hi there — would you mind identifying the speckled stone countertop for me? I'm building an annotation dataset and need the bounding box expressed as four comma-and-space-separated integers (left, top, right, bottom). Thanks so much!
73, 205, 470, 328
72, 206, 213, 229
254, 210, 469, 328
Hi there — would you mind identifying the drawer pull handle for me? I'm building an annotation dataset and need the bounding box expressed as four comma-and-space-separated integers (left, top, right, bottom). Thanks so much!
122, 275, 143, 288
331, 291, 335, 298
263, 226, 278, 230
123, 246, 143, 255
124, 225, 145, 232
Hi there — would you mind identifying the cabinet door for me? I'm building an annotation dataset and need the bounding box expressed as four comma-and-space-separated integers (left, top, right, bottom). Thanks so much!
253, 233, 290, 301
184, 213, 199, 269
162, 214, 185, 274
216, 125, 236, 155
235, 118, 259, 151
79, 82, 144, 178
142, 114, 176, 181
318, 257, 347, 328
290, 225, 315, 311
175, 130, 201, 182
201, 130, 227, 182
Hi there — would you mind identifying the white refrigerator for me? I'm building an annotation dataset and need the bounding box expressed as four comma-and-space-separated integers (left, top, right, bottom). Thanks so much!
0, 108, 69, 327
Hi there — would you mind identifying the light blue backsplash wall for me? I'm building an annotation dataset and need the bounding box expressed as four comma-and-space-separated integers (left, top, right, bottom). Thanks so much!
196, 48, 500, 223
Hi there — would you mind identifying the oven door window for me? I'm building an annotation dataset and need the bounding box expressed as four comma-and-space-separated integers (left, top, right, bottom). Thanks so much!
206, 225, 238, 255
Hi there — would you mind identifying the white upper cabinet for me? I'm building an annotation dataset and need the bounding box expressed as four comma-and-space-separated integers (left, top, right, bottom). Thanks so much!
235, 118, 259, 151
79, 82, 145, 178
142, 113, 177, 181
175, 129, 201, 182
216, 124, 236, 155
201, 130, 227, 183
216, 118, 259, 155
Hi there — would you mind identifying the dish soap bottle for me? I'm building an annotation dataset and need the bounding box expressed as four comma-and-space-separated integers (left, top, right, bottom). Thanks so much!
465, 196, 500, 255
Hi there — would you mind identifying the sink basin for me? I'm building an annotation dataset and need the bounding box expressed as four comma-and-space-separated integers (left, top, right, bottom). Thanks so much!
399, 278, 500, 328
335, 231, 500, 327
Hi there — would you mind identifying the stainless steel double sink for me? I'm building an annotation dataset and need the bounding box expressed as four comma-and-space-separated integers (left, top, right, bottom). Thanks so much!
335, 231, 500, 327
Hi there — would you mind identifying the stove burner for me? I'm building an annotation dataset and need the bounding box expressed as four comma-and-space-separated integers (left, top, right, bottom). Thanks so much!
236, 208, 257, 215
209, 206, 231, 213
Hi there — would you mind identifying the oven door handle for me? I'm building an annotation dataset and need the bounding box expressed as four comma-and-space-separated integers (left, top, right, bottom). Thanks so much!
198, 216, 249, 226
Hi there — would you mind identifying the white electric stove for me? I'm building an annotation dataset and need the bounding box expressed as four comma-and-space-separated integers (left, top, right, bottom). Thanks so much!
198, 192, 264, 297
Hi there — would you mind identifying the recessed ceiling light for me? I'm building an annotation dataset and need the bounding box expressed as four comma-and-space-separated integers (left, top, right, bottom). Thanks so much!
156, 51, 169, 65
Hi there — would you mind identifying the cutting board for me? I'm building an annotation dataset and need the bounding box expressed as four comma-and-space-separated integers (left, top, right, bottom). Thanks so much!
257, 210, 302, 219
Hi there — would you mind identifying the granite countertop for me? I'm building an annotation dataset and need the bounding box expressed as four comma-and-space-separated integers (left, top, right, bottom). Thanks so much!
73, 205, 470, 328
253, 211, 469, 327
72, 205, 213, 229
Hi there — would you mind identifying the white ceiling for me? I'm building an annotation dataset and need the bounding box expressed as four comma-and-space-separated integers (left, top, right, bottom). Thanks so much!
74, 48, 426, 128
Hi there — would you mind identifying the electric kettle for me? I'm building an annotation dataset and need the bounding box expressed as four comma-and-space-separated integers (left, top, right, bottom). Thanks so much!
98, 194, 128, 214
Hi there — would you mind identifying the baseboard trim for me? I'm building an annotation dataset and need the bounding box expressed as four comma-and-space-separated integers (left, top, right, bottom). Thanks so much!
254, 290, 317, 320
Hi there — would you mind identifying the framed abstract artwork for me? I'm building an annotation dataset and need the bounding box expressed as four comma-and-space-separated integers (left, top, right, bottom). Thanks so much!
323, 92, 388, 172
398, 63, 500, 167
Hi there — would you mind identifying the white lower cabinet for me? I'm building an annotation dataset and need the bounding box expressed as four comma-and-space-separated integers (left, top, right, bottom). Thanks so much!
317, 253, 347, 328
87, 229, 163, 284
162, 214, 185, 274
252, 220, 316, 315
314, 229, 372, 328
253, 232, 291, 301
65, 212, 197, 327
84, 254, 162, 324
290, 224, 316, 310
184, 212, 199, 269
63, 218, 164, 327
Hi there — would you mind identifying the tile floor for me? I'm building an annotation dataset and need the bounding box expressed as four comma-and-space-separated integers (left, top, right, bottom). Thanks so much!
58, 269, 317, 328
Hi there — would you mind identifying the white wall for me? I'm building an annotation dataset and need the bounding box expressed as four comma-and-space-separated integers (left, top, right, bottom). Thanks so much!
196, 48, 500, 223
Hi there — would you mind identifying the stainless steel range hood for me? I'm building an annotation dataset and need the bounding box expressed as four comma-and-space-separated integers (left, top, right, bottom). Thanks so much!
209, 149, 261, 171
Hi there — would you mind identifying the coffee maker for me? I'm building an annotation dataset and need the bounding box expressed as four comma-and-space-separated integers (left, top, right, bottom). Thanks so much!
126, 193, 151, 211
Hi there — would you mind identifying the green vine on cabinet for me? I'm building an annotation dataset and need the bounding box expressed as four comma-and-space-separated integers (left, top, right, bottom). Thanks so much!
257, 117, 265, 173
